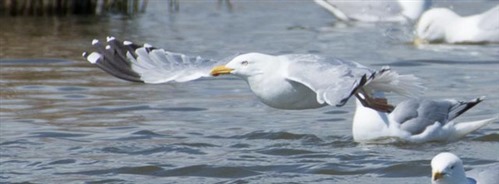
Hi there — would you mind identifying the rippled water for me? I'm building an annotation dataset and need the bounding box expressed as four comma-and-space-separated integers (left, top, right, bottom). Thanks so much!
1, 0, 498, 183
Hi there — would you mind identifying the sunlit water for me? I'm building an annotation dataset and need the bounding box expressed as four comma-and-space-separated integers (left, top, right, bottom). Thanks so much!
1, 0, 498, 183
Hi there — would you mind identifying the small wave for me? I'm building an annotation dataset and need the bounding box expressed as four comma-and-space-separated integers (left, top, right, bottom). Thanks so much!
30, 131, 89, 138
230, 131, 323, 142
374, 160, 429, 177
57, 164, 260, 178
86, 105, 207, 112
257, 148, 318, 156
101, 145, 205, 155
47, 159, 77, 165
472, 133, 499, 142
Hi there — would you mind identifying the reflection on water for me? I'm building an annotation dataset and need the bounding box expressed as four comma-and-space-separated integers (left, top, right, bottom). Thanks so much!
1, 0, 499, 183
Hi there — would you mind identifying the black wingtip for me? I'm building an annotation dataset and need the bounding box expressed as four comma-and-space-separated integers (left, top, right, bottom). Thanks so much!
83, 37, 144, 83
448, 97, 485, 121
336, 73, 370, 107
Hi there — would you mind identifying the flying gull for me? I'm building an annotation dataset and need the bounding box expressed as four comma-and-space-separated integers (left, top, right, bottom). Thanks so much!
83, 37, 425, 111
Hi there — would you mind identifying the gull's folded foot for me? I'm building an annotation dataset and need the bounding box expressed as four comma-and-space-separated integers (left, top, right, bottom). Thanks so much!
355, 92, 394, 113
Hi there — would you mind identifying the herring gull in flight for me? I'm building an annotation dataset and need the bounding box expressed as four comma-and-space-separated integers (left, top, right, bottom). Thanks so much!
82, 37, 424, 111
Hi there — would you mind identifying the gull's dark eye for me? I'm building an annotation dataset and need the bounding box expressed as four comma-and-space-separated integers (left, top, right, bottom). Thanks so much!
241, 61, 249, 66
450, 165, 455, 169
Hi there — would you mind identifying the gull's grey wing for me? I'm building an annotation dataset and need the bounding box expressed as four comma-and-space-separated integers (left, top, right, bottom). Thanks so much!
478, 5, 499, 31
83, 37, 228, 84
316, 0, 404, 22
281, 54, 373, 106
393, 97, 484, 135
466, 164, 499, 184
393, 99, 452, 135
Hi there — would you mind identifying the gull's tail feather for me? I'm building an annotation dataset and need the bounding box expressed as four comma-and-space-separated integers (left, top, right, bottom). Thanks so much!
364, 66, 426, 97
451, 115, 498, 140
448, 97, 485, 121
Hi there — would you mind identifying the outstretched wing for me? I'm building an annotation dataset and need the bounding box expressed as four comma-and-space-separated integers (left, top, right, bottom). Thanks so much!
82, 37, 228, 84
282, 54, 373, 106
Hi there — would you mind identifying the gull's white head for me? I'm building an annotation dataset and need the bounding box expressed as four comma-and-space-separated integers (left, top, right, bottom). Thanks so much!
210, 53, 276, 79
415, 8, 459, 44
431, 152, 468, 184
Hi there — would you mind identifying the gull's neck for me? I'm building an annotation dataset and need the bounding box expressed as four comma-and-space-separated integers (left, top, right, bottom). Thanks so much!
434, 170, 469, 184
352, 93, 390, 141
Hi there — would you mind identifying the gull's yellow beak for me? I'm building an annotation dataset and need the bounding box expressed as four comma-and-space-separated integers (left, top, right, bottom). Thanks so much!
413, 36, 428, 46
210, 65, 233, 76
432, 171, 444, 181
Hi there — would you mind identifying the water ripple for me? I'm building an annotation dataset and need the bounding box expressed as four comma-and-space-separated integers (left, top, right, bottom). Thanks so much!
257, 148, 318, 156
58, 165, 261, 178
230, 131, 323, 142
101, 145, 205, 155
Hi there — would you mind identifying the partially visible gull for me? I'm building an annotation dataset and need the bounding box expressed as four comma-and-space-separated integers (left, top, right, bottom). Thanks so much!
431, 152, 499, 184
313, 0, 432, 23
353, 94, 497, 143
415, 5, 499, 44
82, 37, 424, 111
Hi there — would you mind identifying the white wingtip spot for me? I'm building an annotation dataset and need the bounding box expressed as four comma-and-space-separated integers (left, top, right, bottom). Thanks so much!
144, 43, 152, 48
105, 45, 111, 50
106, 36, 115, 42
92, 39, 99, 45
124, 41, 133, 45
86, 52, 102, 64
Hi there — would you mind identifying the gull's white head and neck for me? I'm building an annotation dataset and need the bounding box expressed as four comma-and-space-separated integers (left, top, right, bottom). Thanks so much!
415, 8, 460, 44
431, 152, 469, 184
210, 53, 277, 80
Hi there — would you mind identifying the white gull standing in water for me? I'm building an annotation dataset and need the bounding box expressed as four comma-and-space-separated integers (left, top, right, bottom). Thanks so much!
431, 152, 499, 184
314, 0, 432, 23
415, 5, 499, 44
82, 37, 424, 111
353, 94, 497, 143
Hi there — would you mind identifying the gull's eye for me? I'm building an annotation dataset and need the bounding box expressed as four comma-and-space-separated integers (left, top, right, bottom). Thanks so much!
450, 165, 455, 169
241, 60, 249, 66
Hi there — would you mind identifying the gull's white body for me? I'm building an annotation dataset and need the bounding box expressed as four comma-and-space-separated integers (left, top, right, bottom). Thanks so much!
416, 6, 499, 44
221, 53, 423, 110
431, 152, 499, 184
353, 96, 497, 143
314, 0, 432, 22
226, 54, 327, 109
